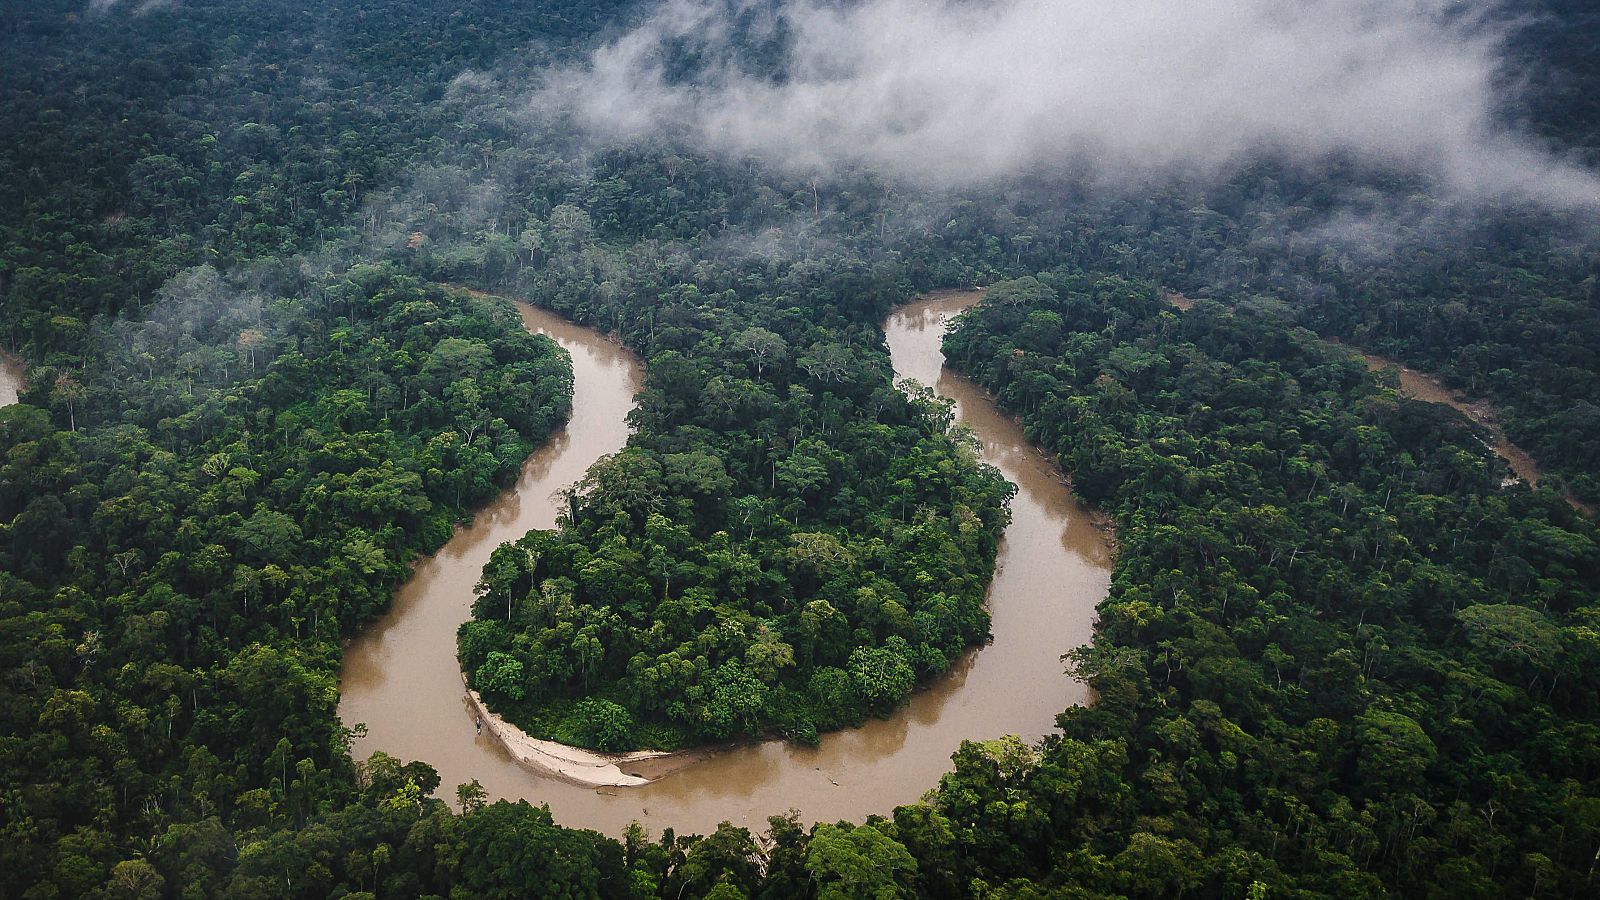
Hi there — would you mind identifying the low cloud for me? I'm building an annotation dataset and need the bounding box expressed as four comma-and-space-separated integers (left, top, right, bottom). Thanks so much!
545, 0, 1600, 207
87, 0, 179, 16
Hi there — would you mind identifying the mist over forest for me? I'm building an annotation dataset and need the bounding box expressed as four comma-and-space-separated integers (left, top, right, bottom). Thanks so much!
552, 0, 1600, 202
3, 0, 1600, 897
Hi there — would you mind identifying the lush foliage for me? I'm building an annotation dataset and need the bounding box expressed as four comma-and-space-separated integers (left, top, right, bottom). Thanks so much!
924, 273, 1600, 897
0, 265, 570, 895
0, 0, 636, 366
456, 279, 1011, 749
1042, 179, 1600, 506
4, 0, 1600, 897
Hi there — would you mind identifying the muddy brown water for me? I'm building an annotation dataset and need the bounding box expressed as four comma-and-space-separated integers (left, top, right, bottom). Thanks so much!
1358, 352, 1600, 514
338, 291, 1111, 836
1354, 350, 1544, 486
1165, 294, 1579, 511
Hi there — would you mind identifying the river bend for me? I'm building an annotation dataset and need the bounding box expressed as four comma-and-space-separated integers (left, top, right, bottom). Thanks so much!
338, 290, 1112, 835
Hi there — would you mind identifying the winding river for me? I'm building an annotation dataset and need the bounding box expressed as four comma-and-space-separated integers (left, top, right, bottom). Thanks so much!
338, 290, 1111, 836
1167, 292, 1587, 514
1354, 351, 1542, 484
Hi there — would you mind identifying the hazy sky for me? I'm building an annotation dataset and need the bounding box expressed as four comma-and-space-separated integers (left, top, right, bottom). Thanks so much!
547, 0, 1600, 206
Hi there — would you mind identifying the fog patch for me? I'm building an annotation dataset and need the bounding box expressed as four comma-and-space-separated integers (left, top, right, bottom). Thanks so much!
543, 0, 1600, 208
94, 266, 268, 392
87, 0, 179, 15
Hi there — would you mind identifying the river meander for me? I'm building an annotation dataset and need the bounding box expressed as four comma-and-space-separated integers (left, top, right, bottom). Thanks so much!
338, 290, 1112, 835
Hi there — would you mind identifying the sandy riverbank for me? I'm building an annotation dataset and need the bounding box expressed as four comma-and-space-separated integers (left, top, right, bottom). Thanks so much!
344, 289, 1111, 834
460, 676, 708, 788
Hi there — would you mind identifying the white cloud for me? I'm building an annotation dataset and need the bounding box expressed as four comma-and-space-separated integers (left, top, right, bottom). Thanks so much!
87, 0, 179, 16
544, 0, 1600, 206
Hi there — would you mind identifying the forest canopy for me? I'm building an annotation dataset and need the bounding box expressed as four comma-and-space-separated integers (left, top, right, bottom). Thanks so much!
1, 0, 1598, 898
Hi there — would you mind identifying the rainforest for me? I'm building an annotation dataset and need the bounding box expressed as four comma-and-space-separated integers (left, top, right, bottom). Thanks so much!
2, 1, 1599, 898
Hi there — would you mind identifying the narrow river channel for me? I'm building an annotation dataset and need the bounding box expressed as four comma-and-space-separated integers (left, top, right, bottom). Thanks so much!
338, 290, 1111, 836
1167, 292, 1586, 513
1355, 351, 1543, 485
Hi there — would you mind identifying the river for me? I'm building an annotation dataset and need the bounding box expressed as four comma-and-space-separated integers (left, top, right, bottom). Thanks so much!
1354, 350, 1543, 486
338, 290, 1111, 836
1166, 293, 1582, 512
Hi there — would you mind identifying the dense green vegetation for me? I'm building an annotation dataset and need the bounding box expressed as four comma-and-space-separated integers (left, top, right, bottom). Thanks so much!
1508, 0, 1600, 160
932, 273, 1600, 896
460, 288, 1011, 748
0, 265, 572, 894
2, 0, 1600, 897
1025, 178, 1600, 505
0, 0, 636, 365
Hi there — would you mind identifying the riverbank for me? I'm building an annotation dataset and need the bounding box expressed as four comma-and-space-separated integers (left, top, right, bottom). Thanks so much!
464, 288, 1114, 792
1356, 350, 1595, 515
1353, 349, 1538, 480
928, 291, 1122, 556
337, 295, 650, 802
1160, 291, 1591, 515
461, 675, 709, 787
340, 289, 1111, 835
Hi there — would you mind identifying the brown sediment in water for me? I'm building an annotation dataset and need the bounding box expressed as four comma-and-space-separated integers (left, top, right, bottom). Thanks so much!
1346, 347, 1593, 514
337, 297, 648, 789
1161, 293, 1589, 515
338, 288, 1111, 836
